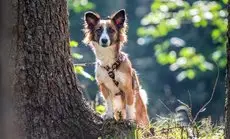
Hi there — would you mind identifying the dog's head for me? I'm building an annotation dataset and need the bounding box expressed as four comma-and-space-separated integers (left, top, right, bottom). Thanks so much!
83, 9, 127, 47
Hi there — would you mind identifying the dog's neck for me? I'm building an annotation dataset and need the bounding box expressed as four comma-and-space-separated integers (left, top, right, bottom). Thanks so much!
91, 42, 120, 67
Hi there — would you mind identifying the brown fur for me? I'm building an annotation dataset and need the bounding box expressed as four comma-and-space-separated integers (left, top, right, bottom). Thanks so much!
83, 12, 127, 47
118, 58, 149, 127
83, 10, 149, 128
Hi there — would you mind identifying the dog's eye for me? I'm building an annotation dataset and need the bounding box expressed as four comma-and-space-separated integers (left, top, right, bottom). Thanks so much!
108, 27, 115, 33
96, 27, 103, 34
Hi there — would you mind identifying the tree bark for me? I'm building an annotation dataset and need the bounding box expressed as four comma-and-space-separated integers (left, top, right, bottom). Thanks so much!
225, 1, 230, 139
13, 0, 133, 138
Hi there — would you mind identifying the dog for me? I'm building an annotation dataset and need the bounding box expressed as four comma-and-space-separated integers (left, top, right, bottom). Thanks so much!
83, 9, 149, 127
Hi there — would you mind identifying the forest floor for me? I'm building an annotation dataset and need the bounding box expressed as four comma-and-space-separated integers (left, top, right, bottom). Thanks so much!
140, 116, 224, 139
96, 105, 224, 139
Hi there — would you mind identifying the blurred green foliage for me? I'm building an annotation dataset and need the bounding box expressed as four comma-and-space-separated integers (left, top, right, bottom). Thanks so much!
147, 116, 224, 139
70, 40, 94, 80
95, 105, 106, 114
68, 0, 95, 13
68, 1, 95, 80
138, 0, 227, 81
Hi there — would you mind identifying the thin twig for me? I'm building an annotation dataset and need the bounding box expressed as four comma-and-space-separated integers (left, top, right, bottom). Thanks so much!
188, 90, 192, 111
177, 99, 190, 110
187, 90, 193, 123
73, 62, 96, 66
158, 99, 173, 113
192, 64, 219, 123
155, 125, 189, 133
177, 99, 193, 123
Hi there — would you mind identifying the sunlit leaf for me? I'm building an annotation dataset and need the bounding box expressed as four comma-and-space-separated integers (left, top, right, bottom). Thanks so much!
170, 37, 185, 47
179, 47, 195, 57
198, 63, 207, 72
151, 1, 161, 11
156, 53, 168, 65
73, 66, 94, 81
218, 58, 227, 68
81, 70, 94, 81
222, 0, 228, 4
74, 66, 84, 73
69, 0, 95, 13
211, 51, 221, 61
211, 29, 221, 40
72, 53, 83, 59
176, 71, 186, 81
138, 0, 227, 80
186, 69, 196, 79
70, 40, 78, 47
168, 51, 177, 64
95, 105, 106, 114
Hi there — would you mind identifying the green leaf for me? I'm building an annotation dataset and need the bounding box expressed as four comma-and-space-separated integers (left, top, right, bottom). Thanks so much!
218, 58, 227, 68
73, 66, 94, 81
211, 29, 221, 40
211, 51, 221, 61
156, 53, 168, 65
70, 41, 78, 47
176, 71, 186, 81
222, 0, 228, 4
200, 19, 208, 27
179, 47, 195, 57
198, 63, 207, 72
74, 66, 84, 73
137, 27, 147, 36
69, 0, 95, 13
72, 53, 83, 59
167, 51, 177, 64
186, 69, 196, 79
95, 105, 106, 114
81, 70, 94, 81
151, 1, 161, 11
157, 22, 168, 36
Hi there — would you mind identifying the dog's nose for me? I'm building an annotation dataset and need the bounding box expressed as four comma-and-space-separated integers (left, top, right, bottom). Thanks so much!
101, 38, 108, 44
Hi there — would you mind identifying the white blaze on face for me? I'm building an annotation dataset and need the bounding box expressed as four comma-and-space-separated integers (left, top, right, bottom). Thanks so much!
99, 24, 111, 46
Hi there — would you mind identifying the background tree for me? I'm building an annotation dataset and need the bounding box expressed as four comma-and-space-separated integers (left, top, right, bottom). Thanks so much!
137, 0, 227, 119
225, 0, 230, 138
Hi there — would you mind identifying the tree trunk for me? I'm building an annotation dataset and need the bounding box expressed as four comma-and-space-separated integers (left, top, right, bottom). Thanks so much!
13, 0, 132, 138
225, 1, 230, 138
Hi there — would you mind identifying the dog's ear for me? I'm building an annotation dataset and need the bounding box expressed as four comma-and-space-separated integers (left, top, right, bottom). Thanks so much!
111, 9, 126, 28
84, 11, 100, 29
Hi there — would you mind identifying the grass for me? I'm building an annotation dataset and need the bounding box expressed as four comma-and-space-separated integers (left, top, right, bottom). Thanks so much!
95, 105, 224, 139
95, 96, 224, 139
136, 116, 224, 139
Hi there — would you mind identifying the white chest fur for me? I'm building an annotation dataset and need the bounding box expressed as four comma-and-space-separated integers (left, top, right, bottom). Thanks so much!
93, 43, 116, 67
95, 65, 127, 94
92, 42, 127, 94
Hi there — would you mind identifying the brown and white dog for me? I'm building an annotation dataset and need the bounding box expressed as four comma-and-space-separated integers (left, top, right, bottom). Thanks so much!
83, 9, 149, 127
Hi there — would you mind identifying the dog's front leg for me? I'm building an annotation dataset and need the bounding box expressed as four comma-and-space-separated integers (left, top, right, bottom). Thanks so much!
113, 93, 126, 120
123, 82, 136, 120
99, 83, 113, 119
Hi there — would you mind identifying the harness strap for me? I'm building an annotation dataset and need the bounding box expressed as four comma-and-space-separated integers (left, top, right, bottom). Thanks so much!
98, 53, 126, 96
101, 53, 126, 87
